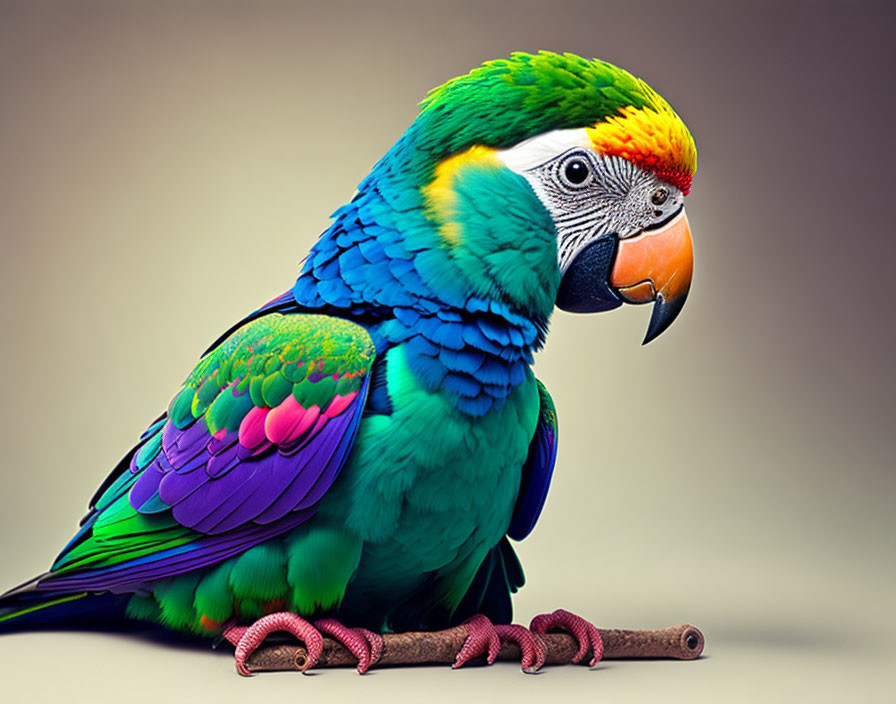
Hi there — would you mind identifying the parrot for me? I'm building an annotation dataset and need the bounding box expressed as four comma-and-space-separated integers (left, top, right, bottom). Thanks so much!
0, 51, 696, 674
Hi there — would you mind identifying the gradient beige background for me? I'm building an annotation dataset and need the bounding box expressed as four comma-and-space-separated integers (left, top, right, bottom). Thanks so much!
1, 1, 893, 701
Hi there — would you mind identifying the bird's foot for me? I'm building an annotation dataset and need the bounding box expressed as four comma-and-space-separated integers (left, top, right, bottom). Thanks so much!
221, 612, 381, 675
314, 618, 383, 674
453, 614, 546, 673
530, 609, 604, 667
496, 623, 546, 673
222, 612, 323, 676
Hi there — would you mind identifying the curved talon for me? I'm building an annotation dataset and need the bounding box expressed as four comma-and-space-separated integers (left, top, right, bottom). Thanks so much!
357, 627, 385, 668
495, 623, 546, 673
530, 609, 604, 667
453, 614, 501, 669
224, 612, 323, 676
314, 619, 381, 674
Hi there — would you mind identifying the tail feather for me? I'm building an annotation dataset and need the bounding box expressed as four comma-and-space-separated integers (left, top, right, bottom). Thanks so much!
0, 582, 129, 633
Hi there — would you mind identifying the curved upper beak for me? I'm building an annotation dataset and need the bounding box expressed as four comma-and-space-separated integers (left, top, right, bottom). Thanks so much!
610, 209, 694, 344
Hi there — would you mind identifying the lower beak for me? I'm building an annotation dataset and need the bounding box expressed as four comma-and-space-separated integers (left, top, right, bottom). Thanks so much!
610, 209, 694, 344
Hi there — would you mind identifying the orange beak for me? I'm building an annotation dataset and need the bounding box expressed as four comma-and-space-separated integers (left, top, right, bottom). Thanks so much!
610, 209, 694, 344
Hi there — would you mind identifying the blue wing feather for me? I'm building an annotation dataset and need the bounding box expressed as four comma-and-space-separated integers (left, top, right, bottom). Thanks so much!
507, 379, 557, 541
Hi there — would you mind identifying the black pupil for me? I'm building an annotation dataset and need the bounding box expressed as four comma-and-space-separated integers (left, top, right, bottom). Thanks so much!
564, 159, 589, 185
651, 189, 668, 205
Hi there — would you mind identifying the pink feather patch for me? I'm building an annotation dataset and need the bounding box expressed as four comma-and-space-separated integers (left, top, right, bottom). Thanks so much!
291, 405, 321, 441
238, 406, 269, 449
325, 392, 358, 418
264, 395, 322, 445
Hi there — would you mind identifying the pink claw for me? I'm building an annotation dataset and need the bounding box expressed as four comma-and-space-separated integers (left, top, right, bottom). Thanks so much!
223, 612, 324, 676
495, 624, 546, 673
530, 609, 604, 667
357, 627, 385, 666
314, 619, 383, 674
453, 614, 502, 668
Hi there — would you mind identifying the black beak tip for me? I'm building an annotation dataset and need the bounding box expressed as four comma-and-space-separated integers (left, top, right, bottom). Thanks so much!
641, 292, 688, 345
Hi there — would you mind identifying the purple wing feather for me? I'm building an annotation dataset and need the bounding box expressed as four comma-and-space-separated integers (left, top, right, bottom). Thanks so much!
40, 311, 375, 592
507, 380, 557, 541
126, 313, 375, 535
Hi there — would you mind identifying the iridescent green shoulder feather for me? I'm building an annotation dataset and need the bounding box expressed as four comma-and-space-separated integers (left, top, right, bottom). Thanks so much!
41, 312, 376, 591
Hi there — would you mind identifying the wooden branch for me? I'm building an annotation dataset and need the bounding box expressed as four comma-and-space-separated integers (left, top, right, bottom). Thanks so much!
245, 623, 704, 672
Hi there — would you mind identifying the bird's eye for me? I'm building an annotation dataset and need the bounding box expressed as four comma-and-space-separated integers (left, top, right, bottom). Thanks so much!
650, 188, 669, 206
560, 157, 592, 187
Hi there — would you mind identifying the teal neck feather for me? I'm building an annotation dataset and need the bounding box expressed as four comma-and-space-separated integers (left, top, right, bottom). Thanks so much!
289, 51, 669, 413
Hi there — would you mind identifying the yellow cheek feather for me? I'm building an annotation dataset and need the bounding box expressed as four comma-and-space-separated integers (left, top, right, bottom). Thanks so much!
422, 145, 501, 245
586, 102, 697, 194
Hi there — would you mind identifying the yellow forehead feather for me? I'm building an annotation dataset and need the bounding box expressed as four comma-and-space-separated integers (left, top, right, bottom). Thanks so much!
586, 99, 696, 193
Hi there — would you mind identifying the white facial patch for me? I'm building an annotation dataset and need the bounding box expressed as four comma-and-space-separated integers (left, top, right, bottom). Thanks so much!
495, 128, 592, 173
496, 128, 684, 274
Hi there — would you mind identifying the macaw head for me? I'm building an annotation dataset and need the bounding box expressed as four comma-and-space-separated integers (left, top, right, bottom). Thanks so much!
399, 51, 697, 343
